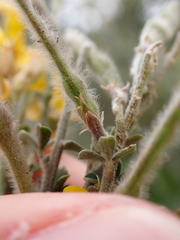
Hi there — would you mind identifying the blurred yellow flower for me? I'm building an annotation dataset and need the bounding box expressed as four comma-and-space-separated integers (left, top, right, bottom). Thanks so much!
0, 78, 10, 100
63, 185, 88, 193
0, 1, 64, 121
28, 73, 46, 92
25, 97, 43, 121
0, 1, 28, 75
49, 82, 64, 118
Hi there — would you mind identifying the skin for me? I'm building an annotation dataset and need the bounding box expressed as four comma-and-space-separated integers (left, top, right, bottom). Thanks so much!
59, 153, 86, 187
1, 154, 180, 240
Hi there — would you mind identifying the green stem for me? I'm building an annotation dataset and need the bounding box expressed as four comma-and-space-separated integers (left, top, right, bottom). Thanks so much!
41, 73, 52, 125
16, 91, 30, 124
100, 160, 116, 193
41, 101, 71, 191
16, 0, 68, 78
14, 0, 99, 116
116, 89, 180, 197
125, 41, 162, 132
0, 103, 34, 193
115, 109, 126, 150
0, 161, 4, 195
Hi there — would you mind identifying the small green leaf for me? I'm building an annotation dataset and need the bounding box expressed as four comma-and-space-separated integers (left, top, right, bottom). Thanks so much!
98, 136, 116, 160
105, 126, 115, 135
36, 124, 52, 150
30, 164, 41, 172
110, 127, 115, 136
55, 167, 69, 182
63, 140, 83, 153
53, 174, 70, 192
125, 134, 143, 147
78, 150, 105, 163
19, 125, 30, 132
19, 130, 38, 149
112, 144, 136, 161
84, 172, 98, 183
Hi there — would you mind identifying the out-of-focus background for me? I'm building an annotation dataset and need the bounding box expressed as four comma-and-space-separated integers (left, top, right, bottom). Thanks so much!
52, 0, 180, 210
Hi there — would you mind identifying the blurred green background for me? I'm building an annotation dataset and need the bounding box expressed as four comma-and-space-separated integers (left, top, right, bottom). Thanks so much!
56, 0, 180, 210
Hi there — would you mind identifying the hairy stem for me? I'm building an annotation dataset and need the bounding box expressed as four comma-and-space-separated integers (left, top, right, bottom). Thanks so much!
40, 74, 52, 126
16, 91, 30, 124
41, 101, 71, 191
13, 0, 99, 119
116, 89, 180, 197
100, 160, 116, 193
125, 41, 162, 132
0, 102, 34, 193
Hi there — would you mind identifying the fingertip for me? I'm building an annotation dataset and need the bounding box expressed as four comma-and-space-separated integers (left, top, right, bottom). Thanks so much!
59, 153, 86, 187
1, 193, 180, 240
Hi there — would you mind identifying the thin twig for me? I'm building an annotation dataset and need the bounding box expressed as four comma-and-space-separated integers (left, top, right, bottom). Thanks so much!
41, 101, 71, 191
124, 41, 162, 133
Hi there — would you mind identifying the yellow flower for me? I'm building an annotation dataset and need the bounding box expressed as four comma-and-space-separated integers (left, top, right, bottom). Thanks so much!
63, 185, 88, 193
0, 1, 28, 69
28, 73, 46, 92
0, 1, 28, 99
49, 81, 64, 118
0, 1, 64, 121
0, 78, 10, 100
25, 96, 43, 121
